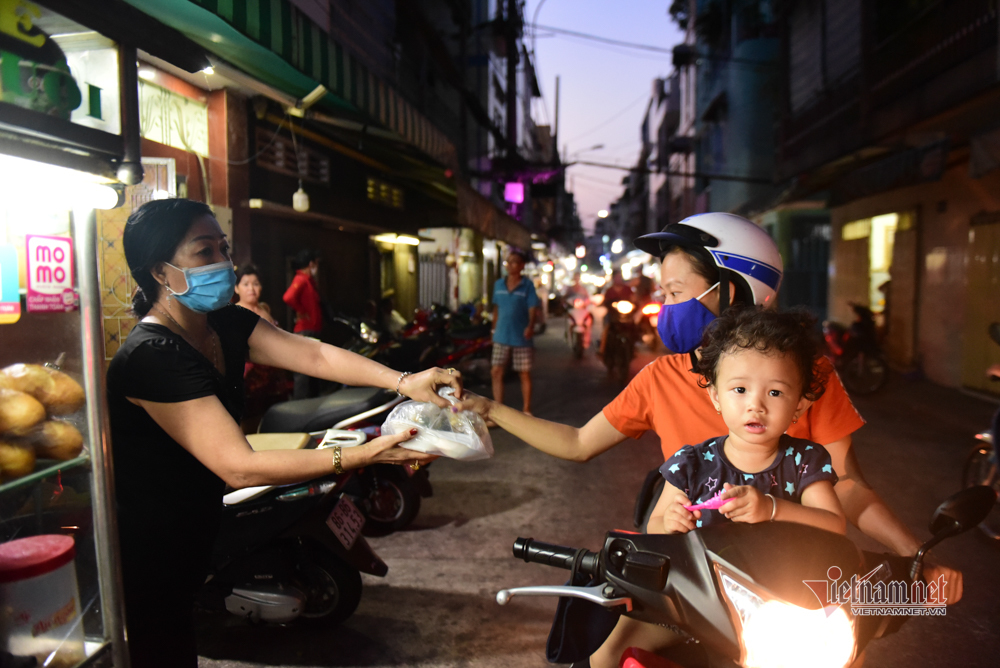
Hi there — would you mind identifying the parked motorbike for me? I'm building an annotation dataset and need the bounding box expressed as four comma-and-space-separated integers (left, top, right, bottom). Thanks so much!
258, 387, 431, 535
823, 304, 888, 394
565, 296, 594, 359
604, 299, 637, 383
960, 322, 1000, 540
638, 299, 662, 352
202, 430, 386, 626
497, 485, 995, 668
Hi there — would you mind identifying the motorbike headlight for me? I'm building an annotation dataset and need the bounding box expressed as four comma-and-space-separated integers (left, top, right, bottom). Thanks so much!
615, 300, 635, 315
720, 573, 856, 668
641, 303, 661, 316
360, 323, 379, 344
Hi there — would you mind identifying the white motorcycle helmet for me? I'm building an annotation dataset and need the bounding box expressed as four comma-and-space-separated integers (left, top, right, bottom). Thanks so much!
634, 212, 783, 310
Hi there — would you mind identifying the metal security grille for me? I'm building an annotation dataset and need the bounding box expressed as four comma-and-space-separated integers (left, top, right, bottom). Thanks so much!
419, 252, 449, 309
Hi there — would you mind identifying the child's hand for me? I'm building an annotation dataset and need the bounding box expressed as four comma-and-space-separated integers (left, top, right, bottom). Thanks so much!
663, 491, 701, 534
719, 483, 770, 524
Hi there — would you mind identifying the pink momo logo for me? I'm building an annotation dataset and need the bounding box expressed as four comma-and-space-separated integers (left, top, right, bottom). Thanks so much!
804, 565, 947, 617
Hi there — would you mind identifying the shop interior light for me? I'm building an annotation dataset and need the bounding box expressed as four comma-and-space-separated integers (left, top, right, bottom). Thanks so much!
372, 233, 420, 246
138, 68, 155, 81
0, 154, 120, 210
611, 239, 624, 254
201, 66, 215, 75
292, 181, 310, 212
575, 245, 587, 258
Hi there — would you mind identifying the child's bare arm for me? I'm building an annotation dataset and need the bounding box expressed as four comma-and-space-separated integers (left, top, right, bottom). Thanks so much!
648, 482, 701, 534
796, 480, 847, 534
720, 481, 846, 534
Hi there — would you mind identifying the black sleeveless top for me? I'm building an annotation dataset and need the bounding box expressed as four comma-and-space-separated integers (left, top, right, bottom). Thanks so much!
107, 305, 260, 590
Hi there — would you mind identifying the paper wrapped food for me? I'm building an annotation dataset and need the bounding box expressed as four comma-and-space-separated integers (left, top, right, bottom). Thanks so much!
382, 388, 493, 461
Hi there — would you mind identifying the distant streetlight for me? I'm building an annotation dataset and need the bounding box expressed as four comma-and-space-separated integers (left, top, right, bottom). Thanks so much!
611, 238, 624, 254
575, 245, 587, 258
597, 209, 609, 218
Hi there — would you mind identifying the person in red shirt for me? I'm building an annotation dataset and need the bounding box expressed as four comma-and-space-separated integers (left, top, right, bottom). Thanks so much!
283, 249, 323, 398
459, 214, 962, 666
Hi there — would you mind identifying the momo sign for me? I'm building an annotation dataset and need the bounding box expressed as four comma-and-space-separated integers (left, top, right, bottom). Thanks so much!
26, 234, 76, 312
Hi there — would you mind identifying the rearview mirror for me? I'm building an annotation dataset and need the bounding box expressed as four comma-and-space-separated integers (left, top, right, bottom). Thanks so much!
929, 485, 997, 536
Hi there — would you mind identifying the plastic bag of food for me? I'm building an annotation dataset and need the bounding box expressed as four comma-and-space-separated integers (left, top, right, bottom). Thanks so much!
382, 387, 493, 461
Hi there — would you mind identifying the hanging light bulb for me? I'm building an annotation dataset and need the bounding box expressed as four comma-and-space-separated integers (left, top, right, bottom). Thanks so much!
292, 179, 310, 212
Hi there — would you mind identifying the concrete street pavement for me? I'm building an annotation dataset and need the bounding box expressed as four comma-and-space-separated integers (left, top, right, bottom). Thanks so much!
198, 321, 1000, 668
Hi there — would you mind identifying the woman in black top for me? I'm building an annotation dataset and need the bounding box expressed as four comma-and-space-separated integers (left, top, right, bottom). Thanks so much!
107, 199, 455, 668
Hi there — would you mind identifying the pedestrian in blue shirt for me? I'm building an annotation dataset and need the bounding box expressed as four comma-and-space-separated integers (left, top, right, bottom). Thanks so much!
491, 250, 540, 414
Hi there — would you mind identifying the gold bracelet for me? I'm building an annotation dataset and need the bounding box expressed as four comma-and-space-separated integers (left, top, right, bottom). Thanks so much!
332, 446, 344, 474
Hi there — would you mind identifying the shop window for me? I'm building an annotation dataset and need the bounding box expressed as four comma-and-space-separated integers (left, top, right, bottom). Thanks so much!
380, 250, 396, 297
366, 177, 404, 209
842, 219, 871, 240
842, 213, 904, 313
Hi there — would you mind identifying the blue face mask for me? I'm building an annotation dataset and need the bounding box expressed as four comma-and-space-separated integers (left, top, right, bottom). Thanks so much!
165, 260, 236, 313
656, 282, 719, 353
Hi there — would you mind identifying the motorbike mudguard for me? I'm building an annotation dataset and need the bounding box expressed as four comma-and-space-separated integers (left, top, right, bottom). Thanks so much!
283, 492, 388, 576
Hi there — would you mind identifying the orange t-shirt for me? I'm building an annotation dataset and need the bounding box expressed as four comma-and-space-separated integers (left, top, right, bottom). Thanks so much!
603, 354, 865, 460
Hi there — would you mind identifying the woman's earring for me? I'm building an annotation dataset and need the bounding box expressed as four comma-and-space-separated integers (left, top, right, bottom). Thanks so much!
792, 416, 798, 424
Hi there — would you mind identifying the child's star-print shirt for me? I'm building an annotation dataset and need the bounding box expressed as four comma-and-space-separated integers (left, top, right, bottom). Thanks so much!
659, 434, 838, 529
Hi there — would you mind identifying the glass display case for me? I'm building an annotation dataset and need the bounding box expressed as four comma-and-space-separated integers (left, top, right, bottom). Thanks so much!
0, 156, 127, 666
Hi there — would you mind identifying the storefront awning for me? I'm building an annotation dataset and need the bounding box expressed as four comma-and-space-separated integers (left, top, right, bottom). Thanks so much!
244, 199, 390, 236
457, 182, 533, 250
123, 0, 456, 170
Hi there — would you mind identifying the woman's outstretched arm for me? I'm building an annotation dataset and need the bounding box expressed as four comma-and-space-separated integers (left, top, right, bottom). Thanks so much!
246, 318, 459, 407
457, 392, 628, 462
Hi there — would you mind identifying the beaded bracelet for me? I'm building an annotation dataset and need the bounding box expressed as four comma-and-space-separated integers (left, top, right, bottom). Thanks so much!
395, 371, 411, 396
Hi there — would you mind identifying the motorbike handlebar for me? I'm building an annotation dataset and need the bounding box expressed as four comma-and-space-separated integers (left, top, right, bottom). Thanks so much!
512, 537, 599, 578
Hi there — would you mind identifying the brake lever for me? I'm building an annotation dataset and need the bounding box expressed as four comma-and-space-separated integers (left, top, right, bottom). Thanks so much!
495, 584, 633, 611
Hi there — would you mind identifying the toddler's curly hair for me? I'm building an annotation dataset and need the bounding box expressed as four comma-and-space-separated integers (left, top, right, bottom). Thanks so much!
696, 306, 828, 401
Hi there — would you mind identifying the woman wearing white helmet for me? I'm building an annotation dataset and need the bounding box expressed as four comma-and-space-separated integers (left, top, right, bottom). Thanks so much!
459, 212, 961, 664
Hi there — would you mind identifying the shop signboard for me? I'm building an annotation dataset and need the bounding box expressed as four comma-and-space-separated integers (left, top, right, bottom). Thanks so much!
25, 233, 76, 312
0, 0, 121, 133
0, 243, 20, 323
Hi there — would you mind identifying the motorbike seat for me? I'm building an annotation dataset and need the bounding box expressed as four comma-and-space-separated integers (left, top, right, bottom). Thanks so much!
449, 324, 491, 340
259, 387, 396, 433
246, 433, 311, 451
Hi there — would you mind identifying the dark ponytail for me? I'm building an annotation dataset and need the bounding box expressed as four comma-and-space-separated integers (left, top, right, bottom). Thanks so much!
123, 199, 214, 316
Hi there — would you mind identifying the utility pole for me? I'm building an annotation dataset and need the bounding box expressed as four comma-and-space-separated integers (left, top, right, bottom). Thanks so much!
505, 0, 520, 161
554, 75, 560, 153
554, 75, 561, 237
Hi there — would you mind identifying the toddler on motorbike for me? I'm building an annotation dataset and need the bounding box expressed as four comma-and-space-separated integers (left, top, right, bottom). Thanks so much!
653, 306, 846, 535
592, 307, 846, 668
